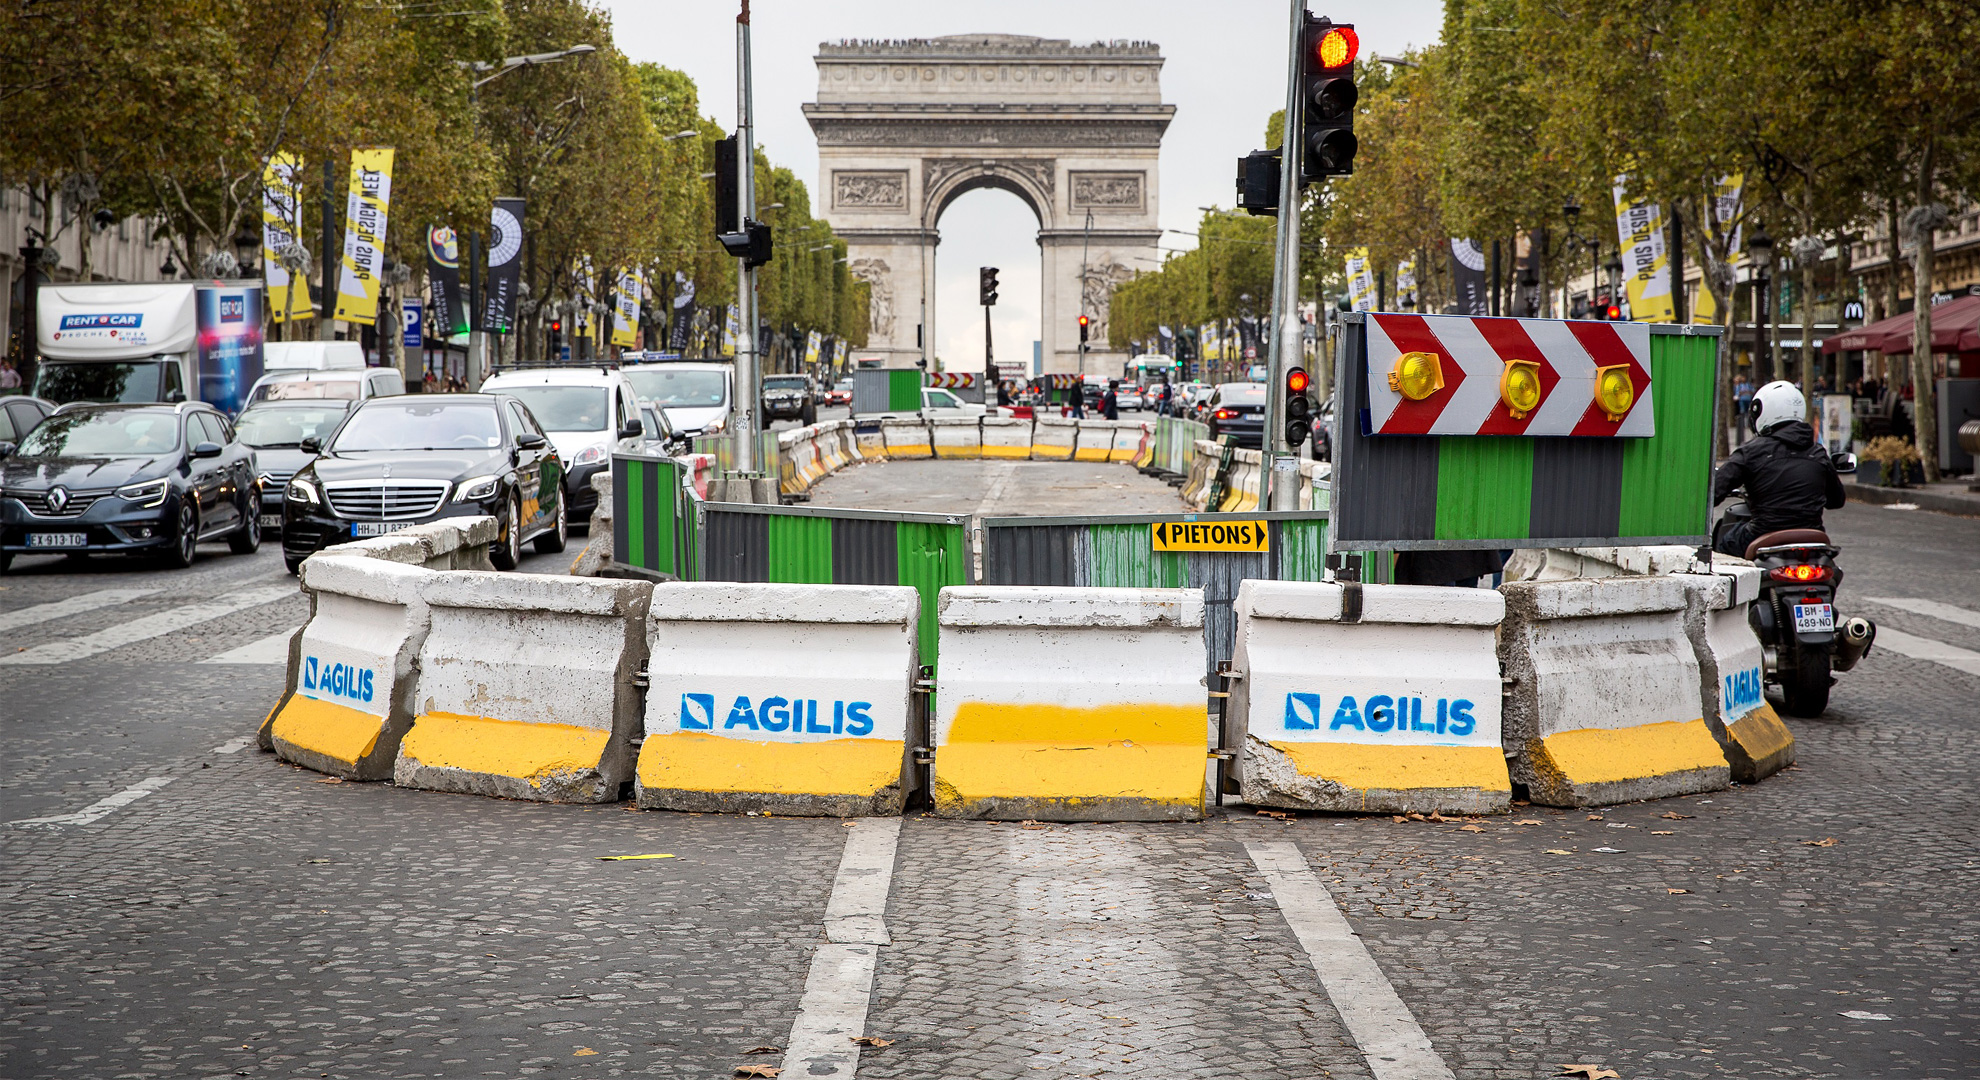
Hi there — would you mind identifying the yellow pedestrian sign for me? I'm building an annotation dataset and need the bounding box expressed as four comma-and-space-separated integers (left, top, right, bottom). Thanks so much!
1151, 520, 1269, 553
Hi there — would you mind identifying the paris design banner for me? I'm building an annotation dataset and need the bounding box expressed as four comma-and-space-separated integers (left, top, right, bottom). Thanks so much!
482, 198, 524, 335
1449, 238, 1489, 317
333, 147, 396, 326
1612, 176, 1674, 323
425, 226, 467, 338
262, 152, 312, 323
1345, 249, 1376, 312
611, 268, 642, 349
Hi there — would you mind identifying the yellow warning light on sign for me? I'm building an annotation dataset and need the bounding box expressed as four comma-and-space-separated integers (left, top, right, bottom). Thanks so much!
1594, 363, 1635, 420
1151, 520, 1270, 553
1387, 351, 1445, 401
1500, 359, 1542, 419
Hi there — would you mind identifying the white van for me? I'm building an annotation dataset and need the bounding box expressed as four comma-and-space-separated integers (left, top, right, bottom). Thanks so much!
245, 342, 404, 404
479, 366, 646, 520
620, 361, 734, 438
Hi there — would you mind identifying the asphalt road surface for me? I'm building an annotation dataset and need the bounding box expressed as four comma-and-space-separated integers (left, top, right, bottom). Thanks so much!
2, 498, 1975, 1079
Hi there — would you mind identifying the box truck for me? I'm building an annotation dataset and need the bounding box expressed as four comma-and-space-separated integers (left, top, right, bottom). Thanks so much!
32, 280, 265, 414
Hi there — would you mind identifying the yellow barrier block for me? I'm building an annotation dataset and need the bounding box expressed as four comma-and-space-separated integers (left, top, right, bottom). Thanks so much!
399, 711, 613, 791
1723, 703, 1795, 783
271, 696, 386, 770
1266, 741, 1511, 800
979, 443, 1031, 459
1525, 719, 1728, 804
887, 442, 932, 459
1072, 445, 1112, 462
934, 702, 1206, 820
638, 731, 903, 799
932, 444, 982, 460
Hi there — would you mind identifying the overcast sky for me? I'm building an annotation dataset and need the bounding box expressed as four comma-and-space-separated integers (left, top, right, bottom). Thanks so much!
601, 1, 1445, 367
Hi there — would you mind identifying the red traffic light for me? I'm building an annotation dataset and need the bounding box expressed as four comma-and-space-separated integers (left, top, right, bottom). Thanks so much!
1077, 315, 1090, 327
1316, 25, 1358, 69
550, 319, 562, 332
1605, 303, 1621, 320
1287, 367, 1310, 393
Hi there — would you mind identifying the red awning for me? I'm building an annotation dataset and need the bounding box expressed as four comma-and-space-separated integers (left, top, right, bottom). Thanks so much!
1827, 293, 1980, 355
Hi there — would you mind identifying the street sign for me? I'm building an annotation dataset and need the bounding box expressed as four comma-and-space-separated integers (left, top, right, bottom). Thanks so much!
402, 299, 422, 349
1151, 519, 1270, 553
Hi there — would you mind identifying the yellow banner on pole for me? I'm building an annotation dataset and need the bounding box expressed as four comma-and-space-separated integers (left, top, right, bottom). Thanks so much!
1345, 249, 1376, 312
334, 148, 396, 326
262, 152, 312, 323
611, 268, 641, 349
1612, 176, 1675, 323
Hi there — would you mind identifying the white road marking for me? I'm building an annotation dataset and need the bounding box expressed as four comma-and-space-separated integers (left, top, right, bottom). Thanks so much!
0, 585, 296, 666
0, 587, 158, 634
972, 461, 1019, 518
212, 736, 254, 754
1247, 841, 1457, 1080
778, 818, 901, 1079
199, 627, 298, 665
1862, 596, 1980, 631
1869, 627, 1980, 677
8, 777, 174, 827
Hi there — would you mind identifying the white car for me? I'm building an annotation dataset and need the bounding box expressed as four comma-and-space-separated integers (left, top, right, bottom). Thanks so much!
478, 367, 645, 522
621, 362, 734, 439
246, 341, 405, 405
1116, 387, 1144, 411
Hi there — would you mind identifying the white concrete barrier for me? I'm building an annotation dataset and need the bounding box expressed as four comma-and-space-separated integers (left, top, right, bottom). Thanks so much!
395, 572, 653, 803
1499, 576, 1730, 806
980, 416, 1032, 459
325, 515, 499, 571
1230, 580, 1511, 814
881, 417, 932, 459
1180, 440, 1218, 509
1680, 565, 1795, 783
1073, 419, 1118, 462
932, 586, 1209, 822
637, 583, 921, 816
1217, 449, 1263, 512
931, 416, 983, 460
854, 424, 887, 460
267, 555, 432, 780
1030, 416, 1078, 461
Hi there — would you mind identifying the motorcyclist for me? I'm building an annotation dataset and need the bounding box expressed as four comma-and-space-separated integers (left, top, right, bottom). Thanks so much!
1711, 380, 1845, 557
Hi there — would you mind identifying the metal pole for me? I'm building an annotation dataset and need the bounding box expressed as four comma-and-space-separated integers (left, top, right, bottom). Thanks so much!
1264, 0, 1308, 510
732, 1, 760, 474
984, 302, 994, 391
320, 159, 338, 341
468, 232, 485, 391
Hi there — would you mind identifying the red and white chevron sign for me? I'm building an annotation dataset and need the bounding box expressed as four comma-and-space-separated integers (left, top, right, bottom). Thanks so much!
926, 372, 978, 389
1364, 313, 1655, 437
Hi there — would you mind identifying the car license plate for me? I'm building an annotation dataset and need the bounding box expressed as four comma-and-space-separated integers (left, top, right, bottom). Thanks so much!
26, 532, 87, 548
259, 514, 282, 529
350, 521, 401, 538
1792, 603, 1835, 633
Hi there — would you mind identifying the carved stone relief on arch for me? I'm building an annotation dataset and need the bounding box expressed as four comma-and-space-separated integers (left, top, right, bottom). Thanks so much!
848, 258, 894, 338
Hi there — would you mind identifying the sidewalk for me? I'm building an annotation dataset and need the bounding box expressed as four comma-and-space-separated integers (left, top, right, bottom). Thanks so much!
1844, 475, 1980, 516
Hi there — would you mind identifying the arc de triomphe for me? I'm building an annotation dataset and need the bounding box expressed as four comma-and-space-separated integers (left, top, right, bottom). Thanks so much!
803, 35, 1174, 376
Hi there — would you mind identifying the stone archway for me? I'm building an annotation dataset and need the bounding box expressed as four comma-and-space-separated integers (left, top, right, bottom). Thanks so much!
804, 34, 1173, 376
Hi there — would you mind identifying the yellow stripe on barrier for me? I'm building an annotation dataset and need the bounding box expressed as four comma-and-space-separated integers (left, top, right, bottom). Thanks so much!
935, 702, 1206, 818
638, 732, 903, 796
1529, 719, 1726, 787
932, 444, 982, 460
271, 696, 385, 768
979, 444, 1031, 459
401, 712, 613, 788
1723, 703, 1794, 781
1266, 741, 1511, 794
1072, 445, 1112, 462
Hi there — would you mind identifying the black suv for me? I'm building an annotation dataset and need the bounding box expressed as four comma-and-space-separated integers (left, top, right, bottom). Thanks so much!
1205, 382, 1267, 449
761, 374, 817, 424
0, 402, 262, 572
280, 394, 565, 573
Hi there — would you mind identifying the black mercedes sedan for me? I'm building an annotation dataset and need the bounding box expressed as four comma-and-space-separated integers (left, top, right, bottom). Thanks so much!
280, 393, 566, 573
234, 400, 354, 538
0, 402, 262, 573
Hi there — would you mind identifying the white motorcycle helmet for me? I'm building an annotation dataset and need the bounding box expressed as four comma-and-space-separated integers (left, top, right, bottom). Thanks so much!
1747, 380, 1806, 434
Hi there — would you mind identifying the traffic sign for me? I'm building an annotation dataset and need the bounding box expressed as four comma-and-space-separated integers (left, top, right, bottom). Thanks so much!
402, 299, 422, 349
1151, 520, 1270, 553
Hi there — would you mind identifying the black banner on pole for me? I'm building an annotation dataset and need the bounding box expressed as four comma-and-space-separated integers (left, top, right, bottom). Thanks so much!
481, 198, 524, 334
1450, 237, 1489, 317
668, 271, 696, 351
426, 225, 467, 337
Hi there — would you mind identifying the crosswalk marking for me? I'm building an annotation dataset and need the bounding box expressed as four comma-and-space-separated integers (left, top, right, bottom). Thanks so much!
1871, 627, 1980, 677
200, 628, 299, 665
1863, 596, 1980, 631
0, 587, 159, 635
778, 819, 901, 1080
0, 585, 297, 666
8, 777, 174, 827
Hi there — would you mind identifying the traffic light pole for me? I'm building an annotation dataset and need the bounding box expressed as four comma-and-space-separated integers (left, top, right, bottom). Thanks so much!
731, 1, 761, 476
1264, 0, 1308, 511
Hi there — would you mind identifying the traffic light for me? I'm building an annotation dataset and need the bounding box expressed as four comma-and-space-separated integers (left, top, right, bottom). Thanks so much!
1298, 16, 1359, 183
980, 266, 1000, 306
1236, 149, 1281, 216
713, 134, 773, 268
1284, 365, 1313, 446
1078, 314, 1091, 343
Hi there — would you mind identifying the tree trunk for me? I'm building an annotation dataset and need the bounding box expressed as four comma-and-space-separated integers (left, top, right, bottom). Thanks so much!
1882, 198, 1903, 387
1832, 230, 1852, 390
1911, 141, 1940, 483
1798, 238, 1818, 406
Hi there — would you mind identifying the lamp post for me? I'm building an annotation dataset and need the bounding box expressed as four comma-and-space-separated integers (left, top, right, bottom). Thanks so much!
1748, 226, 1775, 384
232, 228, 260, 278
1603, 252, 1623, 318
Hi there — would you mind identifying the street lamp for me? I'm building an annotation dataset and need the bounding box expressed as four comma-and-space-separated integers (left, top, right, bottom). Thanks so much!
461, 44, 597, 90
232, 227, 260, 278
663, 130, 699, 141
1748, 226, 1775, 383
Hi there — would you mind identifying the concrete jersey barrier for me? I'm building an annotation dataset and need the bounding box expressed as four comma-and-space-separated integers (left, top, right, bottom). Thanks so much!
1230, 580, 1511, 814
396, 572, 653, 802
932, 586, 1210, 822
931, 416, 983, 459
637, 582, 921, 816
1499, 576, 1730, 806
267, 555, 433, 780
1680, 565, 1796, 782
323, 515, 499, 571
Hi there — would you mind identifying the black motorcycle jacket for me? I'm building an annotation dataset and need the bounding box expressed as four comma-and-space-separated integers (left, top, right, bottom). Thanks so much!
1712, 420, 1846, 532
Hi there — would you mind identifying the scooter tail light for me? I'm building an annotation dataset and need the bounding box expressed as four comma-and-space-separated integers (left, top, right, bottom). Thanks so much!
1768, 563, 1831, 583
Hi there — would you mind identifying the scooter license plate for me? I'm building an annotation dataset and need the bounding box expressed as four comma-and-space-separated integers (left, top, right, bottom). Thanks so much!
1792, 603, 1835, 633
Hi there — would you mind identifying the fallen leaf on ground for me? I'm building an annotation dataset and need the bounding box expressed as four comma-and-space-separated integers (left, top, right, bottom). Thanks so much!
314, 777, 343, 784
1545, 849, 1574, 855
573, 1048, 598, 1057
851, 1036, 894, 1047
1022, 824, 1049, 831
1667, 888, 1689, 894
1514, 819, 1542, 825
1804, 837, 1840, 847
1459, 824, 1484, 832
596, 853, 676, 861
1392, 815, 1409, 823
734, 1066, 782, 1077
1586, 814, 1604, 820
740, 1046, 780, 1055
1255, 810, 1291, 820
1555, 1066, 1620, 1079
1839, 1010, 1892, 1021
841, 821, 857, 828
1427, 811, 1454, 822
1650, 830, 1675, 835
1660, 811, 1693, 820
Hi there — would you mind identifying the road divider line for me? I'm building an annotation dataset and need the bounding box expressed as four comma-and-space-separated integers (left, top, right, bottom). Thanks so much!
212, 736, 254, 754
199, 627, 301, 665
8, 777, 175, 827
1246, 841, 1456, 1080
1862, 597, 1980, 631
972, 461, 1019, 518
1869, 626, 1980, 677
777, 819, 902, 1080
0, 585, 296, 666
0, 587, 159, 634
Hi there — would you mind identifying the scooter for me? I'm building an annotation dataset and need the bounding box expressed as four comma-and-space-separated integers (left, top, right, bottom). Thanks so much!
1714, 475, 1876, 718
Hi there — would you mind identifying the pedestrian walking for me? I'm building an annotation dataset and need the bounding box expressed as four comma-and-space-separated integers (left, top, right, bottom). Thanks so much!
0, 359, 21, 393
1103, 380, 1120, 420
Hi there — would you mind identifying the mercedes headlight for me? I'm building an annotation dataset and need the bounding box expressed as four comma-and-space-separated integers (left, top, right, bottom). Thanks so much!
286, 476, 320, 505
454, 475, 500, 502
116, 478, 170, 508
